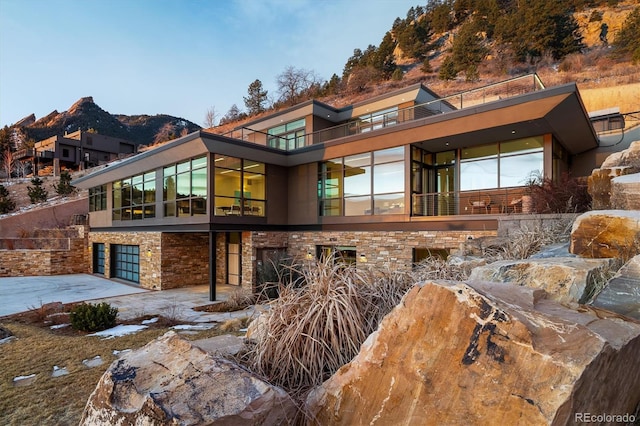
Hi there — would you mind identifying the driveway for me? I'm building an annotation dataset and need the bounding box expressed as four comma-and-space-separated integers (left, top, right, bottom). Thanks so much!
0, 274, 147, 317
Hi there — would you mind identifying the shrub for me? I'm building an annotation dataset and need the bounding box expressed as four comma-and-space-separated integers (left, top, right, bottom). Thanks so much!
526, 172, 591, 214
0, 184, 15, 214
70, 302, 118, 332
27, 176, 48, 203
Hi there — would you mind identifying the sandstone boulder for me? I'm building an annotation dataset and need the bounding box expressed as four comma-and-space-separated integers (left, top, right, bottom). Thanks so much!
80, 331, 296, 426
592, 254, 640, 320
611, 173, 640, 210
0, 325, 12, 340
468, 257, 614, 304
570, 210, 640, 258
306, 281, 640, 425
600, 140, 640, 170
588, 167, 629, 210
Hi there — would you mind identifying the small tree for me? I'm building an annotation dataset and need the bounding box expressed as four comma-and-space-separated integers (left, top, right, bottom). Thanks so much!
244, 79, 269, 115
203, 106, 219, 128
54, 170, 75, 196
0, 184, 15, 214
27, 176, 48, 203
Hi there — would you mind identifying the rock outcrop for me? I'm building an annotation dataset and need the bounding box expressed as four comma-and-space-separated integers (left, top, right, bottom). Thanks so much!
588, 141, 640, 209
570, 210, 640, 259
611, 173, 640, 210
593, 254, 640, 320
80, 331, 296, 426
306, 281, 640, 425
468, 257, 615, 304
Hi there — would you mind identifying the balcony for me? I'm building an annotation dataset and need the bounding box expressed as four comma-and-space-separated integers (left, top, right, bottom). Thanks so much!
225, 73, 545, 150
412, 188, 531, 217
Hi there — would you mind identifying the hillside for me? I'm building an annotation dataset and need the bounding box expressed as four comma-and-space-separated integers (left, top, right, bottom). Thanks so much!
9, 97, 201, 148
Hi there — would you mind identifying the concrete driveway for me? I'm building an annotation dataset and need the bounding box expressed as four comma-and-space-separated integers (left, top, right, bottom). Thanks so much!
0, 274, 147, 317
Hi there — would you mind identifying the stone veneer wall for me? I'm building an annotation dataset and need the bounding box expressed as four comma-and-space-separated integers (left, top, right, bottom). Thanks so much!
284, 230, 497, 271
242, 231, 290, 293
160, 233, 209, 289
88, 232, 162, 290
0, 238, 87, 277
88, 231, 210, 290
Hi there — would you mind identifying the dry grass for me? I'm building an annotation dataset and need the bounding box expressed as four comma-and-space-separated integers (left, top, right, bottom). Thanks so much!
0, 319, 229, 425
241, 256, 413, 397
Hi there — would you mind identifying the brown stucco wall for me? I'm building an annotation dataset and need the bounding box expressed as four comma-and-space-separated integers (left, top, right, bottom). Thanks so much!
0, 197, 88, 238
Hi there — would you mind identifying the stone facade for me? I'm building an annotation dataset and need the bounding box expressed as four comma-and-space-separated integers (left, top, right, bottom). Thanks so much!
0, 227, 88, 277
87, 231, 209, 290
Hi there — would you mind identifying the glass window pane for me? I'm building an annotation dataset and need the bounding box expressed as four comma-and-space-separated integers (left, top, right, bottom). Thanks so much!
191, 168, 207, 197
344, 152, 371, 168
164, 176, 176, 201
500, 152, 543, 187
192, 156, 207, 169
215, 155, 241, 170
374, 147, 404, 164
345, 196, 371, 216
374, 161, 404, 194
144, 180, 155, 203
132, 181, 143, 205
374, 193, 405, 214
501, 137, 543, 155
244, 173, 265, 200
164, 165, 175, 176
164, 202, 176, 217
462, 144, 498, 160
144, 171, 155, 182
435, 150, 455, 165
176, 173, 190, 199
321, 199, 341, 216
345, 165, 370, 196
460, 158, 498, 190
215, 168, 241, 197
177, 160, 190, 173
177, 199, 190, 216
244, 160, 265, 174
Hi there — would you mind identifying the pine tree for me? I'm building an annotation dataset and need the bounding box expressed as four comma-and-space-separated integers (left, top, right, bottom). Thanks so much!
54, 170, 75, 196
244, 79, 269, 115
0, 184, 15, 214
438, 56, 458, 80
614, 7, 640, 63
451, 21, 488, 82
27, 176, 48, 203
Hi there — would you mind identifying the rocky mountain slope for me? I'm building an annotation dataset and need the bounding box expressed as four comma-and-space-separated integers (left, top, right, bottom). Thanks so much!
11, 97, 201, 147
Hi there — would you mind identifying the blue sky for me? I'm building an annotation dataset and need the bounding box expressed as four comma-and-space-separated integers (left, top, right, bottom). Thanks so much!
0, 0, 419, 129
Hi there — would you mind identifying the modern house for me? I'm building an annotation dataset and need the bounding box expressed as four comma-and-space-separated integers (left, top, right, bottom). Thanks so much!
72, 74, 600, 299
14, 130, 137, 176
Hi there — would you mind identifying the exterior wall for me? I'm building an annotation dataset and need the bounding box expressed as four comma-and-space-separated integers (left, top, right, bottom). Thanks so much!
286, 229, 497, 271
160, 233, 209, 289
88, 231, 209, 290
0, 238, 87, 277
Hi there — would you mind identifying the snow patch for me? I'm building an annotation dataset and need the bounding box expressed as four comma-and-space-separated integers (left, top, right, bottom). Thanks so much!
87, 324, 148, 339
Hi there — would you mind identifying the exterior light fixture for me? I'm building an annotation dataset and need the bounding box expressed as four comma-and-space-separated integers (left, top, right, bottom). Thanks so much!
306, 251, 314, 260
511, 130, 516, 134
359, 254, 367, 263
147, 249, 152, 258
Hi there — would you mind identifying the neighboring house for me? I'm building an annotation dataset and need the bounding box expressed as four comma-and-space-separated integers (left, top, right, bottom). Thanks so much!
14, 130, 137, 176
72, 74, 602, 299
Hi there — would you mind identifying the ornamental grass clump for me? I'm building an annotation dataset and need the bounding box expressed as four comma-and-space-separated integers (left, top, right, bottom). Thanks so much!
243, 255, 413, 395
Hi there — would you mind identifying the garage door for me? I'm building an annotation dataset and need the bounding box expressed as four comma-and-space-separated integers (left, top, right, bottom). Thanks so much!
111, 244, 140, 283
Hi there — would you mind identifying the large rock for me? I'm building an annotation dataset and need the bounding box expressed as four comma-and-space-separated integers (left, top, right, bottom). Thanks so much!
611, 173, 640, 210
592, 254, 640, 320
588, 140, 640, 209
80, 331, 296, 426
468, 257, 614, 304
306, 281, 640, 425
570, 210, 640, 259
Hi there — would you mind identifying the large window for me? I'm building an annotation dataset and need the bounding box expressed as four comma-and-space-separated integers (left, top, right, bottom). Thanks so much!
319, 147, 405, 216
163, 156, 207, 217
111, 244, 139, 283
214, 155, 265, 216
268, 118, 306, 150
113, 171, 156, 220
460, 137, 543, 190
89, 185, 107, 212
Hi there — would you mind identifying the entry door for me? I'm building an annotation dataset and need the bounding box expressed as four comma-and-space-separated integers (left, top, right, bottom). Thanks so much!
435, 165, 455, 215
227, 232, 241, 286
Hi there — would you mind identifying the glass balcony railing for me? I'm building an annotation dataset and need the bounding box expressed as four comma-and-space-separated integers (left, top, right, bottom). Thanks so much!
224, 73, 545, 151
412, 187, 531, 217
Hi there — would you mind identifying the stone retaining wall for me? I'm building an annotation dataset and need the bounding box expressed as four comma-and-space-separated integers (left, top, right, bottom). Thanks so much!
0, 238, 87, 277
